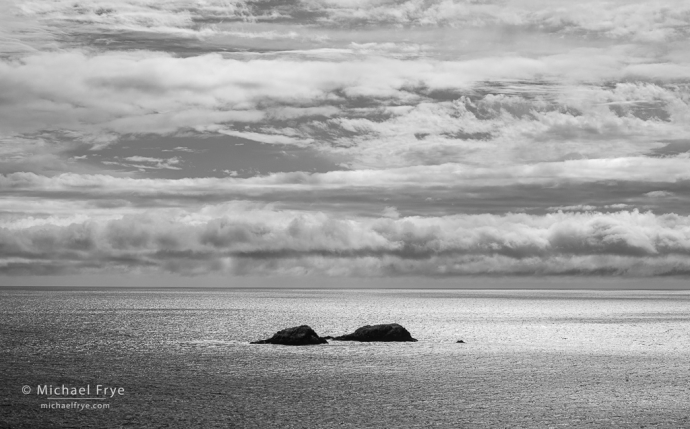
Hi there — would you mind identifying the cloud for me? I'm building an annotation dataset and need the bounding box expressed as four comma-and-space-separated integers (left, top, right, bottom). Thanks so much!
5, 47, 688, 175
382, 206, 400, 219
314, 84, 690, 168
3, 0, 690, 281
13, 0, 690, 43
645, 190, 675, 198
1, 49, 687, 141
0, 40, 687, 181
0, 0, 59, 54
2, 207, 690, 276
215, 129, 313, 146
120, 156, 182, 170
2, 156, 690, 204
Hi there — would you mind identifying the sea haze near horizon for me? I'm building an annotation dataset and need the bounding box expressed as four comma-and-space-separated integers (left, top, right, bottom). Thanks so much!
2, 288, 689, 428
3, 275, 690, 289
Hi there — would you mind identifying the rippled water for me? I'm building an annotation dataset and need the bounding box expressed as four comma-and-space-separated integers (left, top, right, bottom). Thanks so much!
2, 288, 690, 428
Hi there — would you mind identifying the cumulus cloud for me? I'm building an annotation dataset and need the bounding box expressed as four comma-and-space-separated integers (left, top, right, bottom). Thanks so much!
3, 0, 690, 280
315, 85, 690, 168
2, 48, 688, 176
2, 208, 690, 276
1, 49, 688, 141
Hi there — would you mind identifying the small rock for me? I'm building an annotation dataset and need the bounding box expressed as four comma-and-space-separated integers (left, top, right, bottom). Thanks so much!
251, 325, 328, 346
456, 340, 465, 343
332, 323, 417, 342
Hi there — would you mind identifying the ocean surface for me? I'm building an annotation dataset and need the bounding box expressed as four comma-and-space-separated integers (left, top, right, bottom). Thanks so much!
2, 288, 690, 428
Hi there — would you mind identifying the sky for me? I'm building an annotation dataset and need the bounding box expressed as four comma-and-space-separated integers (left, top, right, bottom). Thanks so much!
1, 0, 690, 287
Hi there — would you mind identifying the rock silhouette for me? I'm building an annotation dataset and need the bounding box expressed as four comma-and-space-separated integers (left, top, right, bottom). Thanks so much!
251, 325, 328, 346
333, 323, 417, 342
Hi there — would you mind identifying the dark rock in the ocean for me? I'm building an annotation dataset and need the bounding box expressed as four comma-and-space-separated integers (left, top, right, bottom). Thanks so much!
456, 340, 465, 343
333, 323, 417, 342
251, 325, 328, 346
322, 336, 334, 340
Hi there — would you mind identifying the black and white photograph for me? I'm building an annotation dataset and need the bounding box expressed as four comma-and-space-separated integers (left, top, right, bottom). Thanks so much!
1, 0, 690, 427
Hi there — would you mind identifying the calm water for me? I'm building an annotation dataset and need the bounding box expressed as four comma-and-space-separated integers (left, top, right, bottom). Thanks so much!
2, 288, 690, 428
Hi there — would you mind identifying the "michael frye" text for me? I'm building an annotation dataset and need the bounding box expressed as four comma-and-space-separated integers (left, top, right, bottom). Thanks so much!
37, 384, 125, 398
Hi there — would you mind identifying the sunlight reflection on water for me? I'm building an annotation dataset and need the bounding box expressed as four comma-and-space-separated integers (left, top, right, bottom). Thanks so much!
3, 288, 690, 427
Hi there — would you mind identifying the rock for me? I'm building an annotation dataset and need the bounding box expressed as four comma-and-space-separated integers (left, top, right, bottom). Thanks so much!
251, 325, 328, 346
456, 340, 465, 343
322, 336, 334, 340
333, 323, 417, 342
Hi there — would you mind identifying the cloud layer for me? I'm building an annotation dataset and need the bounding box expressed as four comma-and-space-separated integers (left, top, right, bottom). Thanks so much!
2, 0, 690, 279
3, 207, 690, 276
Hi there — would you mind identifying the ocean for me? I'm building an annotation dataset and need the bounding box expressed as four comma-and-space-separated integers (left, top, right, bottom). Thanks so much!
2, 288, 689, 428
